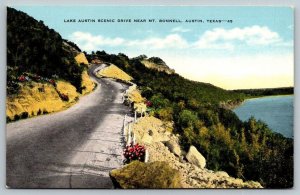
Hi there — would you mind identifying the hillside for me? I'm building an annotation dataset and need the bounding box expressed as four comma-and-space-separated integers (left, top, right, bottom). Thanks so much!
87, 51, 293, 188
6, 7, 95, 121
87, 51, 246, 105
7, 7, 88, 95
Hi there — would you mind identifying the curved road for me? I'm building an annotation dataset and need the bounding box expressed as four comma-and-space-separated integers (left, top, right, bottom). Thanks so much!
6, 64, 132, 188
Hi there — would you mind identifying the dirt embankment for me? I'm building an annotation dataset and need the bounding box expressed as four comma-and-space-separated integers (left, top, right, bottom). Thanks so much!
6, 53, 95, 121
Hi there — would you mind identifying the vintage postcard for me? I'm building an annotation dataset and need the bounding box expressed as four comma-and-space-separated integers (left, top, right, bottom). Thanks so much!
6, 6, 293, 189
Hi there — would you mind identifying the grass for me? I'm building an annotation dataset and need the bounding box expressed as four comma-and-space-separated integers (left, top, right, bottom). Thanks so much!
75, 52, 89, 65
6, 71, 95, 122
97, 64, 133, 82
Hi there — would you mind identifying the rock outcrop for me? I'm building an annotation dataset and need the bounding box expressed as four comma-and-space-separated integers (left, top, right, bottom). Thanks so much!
141, 58, 175, 74
125, 116, 263, 188
186, 146, 206, 169
164, 136, 182, 157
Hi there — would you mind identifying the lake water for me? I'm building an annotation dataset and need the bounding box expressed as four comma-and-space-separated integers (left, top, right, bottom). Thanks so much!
233, 95, 293, 138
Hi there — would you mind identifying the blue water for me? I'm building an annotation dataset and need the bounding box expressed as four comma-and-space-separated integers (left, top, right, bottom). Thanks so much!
233, 95, 293, 138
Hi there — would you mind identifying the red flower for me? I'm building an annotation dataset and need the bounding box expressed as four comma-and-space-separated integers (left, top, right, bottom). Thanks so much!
18, 75, 26, 82
145, 100, 152, 107
123, 143, 146, 163
49, 79, 56, 85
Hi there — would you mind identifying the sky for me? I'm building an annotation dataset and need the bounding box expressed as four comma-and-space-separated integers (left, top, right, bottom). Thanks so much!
13, 6, 294, 89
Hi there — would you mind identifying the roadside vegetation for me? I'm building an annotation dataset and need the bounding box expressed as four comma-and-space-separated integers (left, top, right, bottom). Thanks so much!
6, 7, 95, 121
87, 51, 293, 188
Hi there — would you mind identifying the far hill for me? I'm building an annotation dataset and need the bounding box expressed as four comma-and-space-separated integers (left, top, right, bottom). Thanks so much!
232, 87, 293, 97
133, 55, 175, 74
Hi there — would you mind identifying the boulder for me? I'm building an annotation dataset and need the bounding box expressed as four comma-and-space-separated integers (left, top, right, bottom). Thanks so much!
109, 161, 182, 189
164, 137, 182, 157
186, 146, 206, 169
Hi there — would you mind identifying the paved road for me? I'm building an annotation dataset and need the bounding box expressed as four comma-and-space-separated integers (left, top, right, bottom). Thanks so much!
6, 64, 132, 188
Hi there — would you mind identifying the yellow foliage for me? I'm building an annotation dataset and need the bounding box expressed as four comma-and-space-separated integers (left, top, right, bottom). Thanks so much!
128, 90, 144, 103
178, 100, 185, 110
158, 107, 173, 121
6, 69, 96, 121
75, 52, 89, 65
199, 126, 209, 139
134, 103, 147, 113
56, 80, 79, 102
214, 123, 233, 148
98, 65, 132, 82
6, 83, 67, 119
6, 48, 98, 122
81, 70, 95, 95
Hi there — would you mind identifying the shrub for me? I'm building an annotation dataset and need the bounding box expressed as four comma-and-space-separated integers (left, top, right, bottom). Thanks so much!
43, 109, 48, 114
157, 107, 173, 121
20, 112, 29, 119
14, 114, 20, 121
60, 93, 69, 101
150, 94, 170, 109
123, 143, 146, 164
178, 109, 198, 128
6, 116, 12, 123
141, 87, 153, 99
109, 161, 182, 188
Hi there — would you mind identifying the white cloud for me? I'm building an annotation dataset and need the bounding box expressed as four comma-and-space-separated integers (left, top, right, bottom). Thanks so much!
194, 25, 282, 50
127, 34, 188, 49
69, 32, 188, 51
171, 26, 191, 33
69, 32, 125, 51
69, 26, 290, 52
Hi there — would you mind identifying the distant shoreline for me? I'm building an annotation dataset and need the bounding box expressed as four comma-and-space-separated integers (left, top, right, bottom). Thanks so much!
232, 94, 294, 115
223, 94, 294, 111
244, 94, 294, 101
